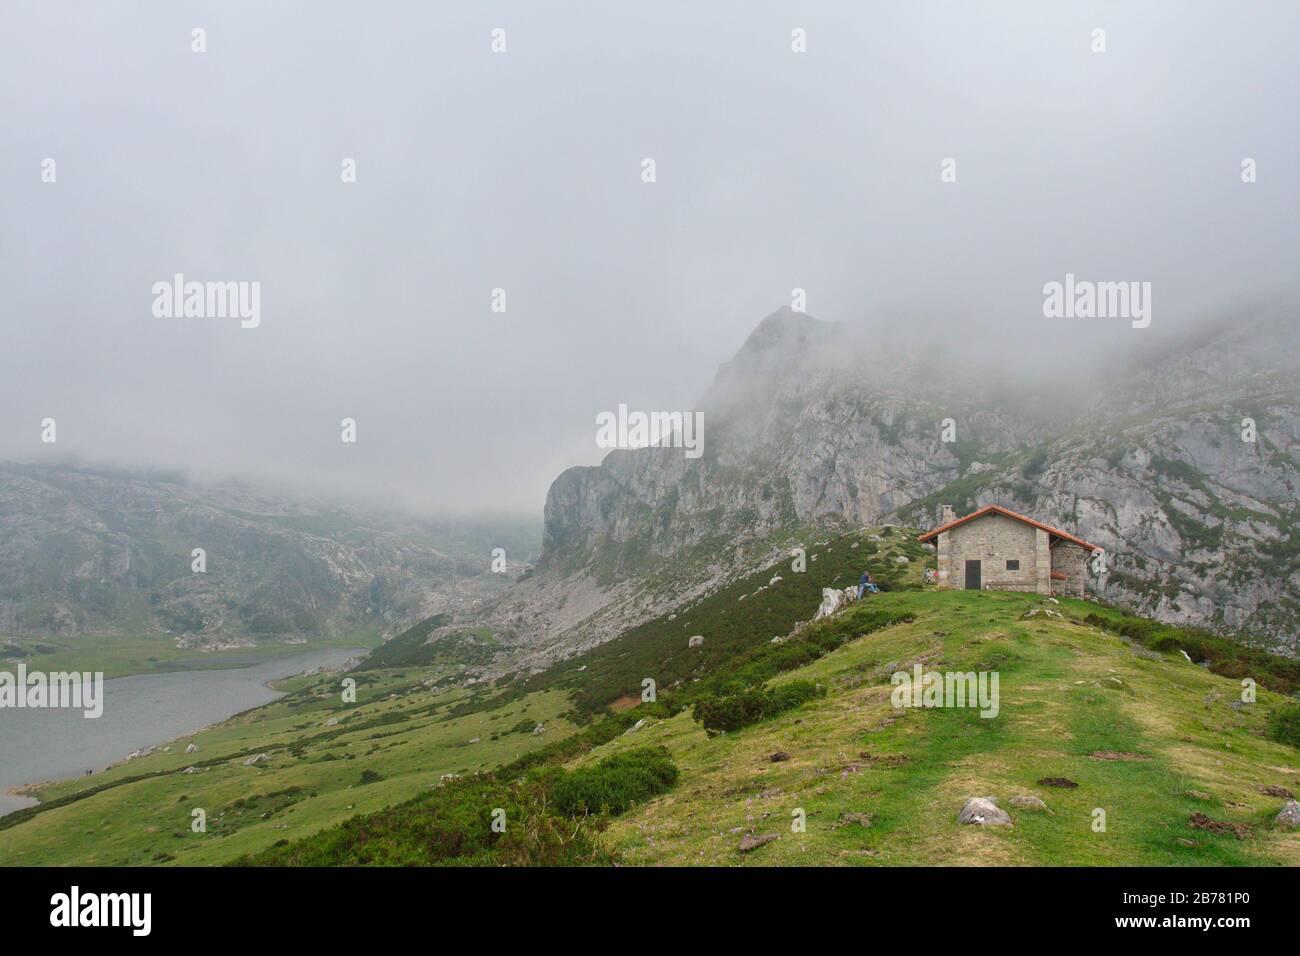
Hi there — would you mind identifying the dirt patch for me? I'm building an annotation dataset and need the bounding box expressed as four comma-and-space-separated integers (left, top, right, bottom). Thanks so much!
1188, 812, 1254, 840
1258, 784, 1295, 799
831, 812, 873, 829
1038, 777, 1079, 789
609, 695, 641, 712
1090, 750, 1150, 761
858, 751, 910, 768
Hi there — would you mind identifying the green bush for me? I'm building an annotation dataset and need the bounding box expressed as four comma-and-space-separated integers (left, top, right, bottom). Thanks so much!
1267, 704, 1300, 749
691, 679, 825, 735
550, 746, 679, 817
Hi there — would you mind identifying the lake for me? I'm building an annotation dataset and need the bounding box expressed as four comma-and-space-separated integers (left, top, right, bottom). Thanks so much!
0, 647, 362, 817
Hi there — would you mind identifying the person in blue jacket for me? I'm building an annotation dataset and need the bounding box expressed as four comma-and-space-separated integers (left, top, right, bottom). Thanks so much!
858, 570, 879, 598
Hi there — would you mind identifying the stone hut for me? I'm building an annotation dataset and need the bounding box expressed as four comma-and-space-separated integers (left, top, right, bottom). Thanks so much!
917, 504, 1100, 597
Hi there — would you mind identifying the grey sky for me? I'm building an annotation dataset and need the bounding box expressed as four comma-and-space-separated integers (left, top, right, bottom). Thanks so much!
2, 1, 1297, 514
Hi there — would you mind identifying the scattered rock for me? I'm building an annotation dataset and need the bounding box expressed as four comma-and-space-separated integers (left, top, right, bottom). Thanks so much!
532, 723, 545, 735
892, 555, 910, 564
185, 743, 199, 754
1187, 790, 1213, 801
1188, 812, 1253, 839
769, 575, 783, 586
1009, 795, 1051, 813
1038, 777, 1078, 789
1258, 785, 1294, 799
958, 797, 1012, 827
738, 833, 780, 853
1275, 801, 1300, 828
688, 635, 705, 648
622, 719, 647, 736
769, 752, 791, 763
244, 753, 269, 767
1175, 837, 1197, 847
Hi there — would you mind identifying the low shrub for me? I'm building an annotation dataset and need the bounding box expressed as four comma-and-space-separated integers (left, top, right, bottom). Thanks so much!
1267, 704, 1300, 750
691, 679, 825, 735
550, 746, 679, 817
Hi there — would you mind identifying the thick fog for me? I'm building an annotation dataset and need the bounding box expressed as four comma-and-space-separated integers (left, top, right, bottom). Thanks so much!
2, 1, 1297, 514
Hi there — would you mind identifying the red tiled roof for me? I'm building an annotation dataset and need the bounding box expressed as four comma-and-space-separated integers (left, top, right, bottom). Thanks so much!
917, 504, 1100, 552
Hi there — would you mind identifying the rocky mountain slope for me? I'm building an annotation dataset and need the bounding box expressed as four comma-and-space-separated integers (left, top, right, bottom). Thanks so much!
0, 463, 537, 647
491, 305, 1299, 660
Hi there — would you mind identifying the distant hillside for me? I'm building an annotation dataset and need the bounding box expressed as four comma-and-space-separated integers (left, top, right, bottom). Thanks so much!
0, 462, 540, 646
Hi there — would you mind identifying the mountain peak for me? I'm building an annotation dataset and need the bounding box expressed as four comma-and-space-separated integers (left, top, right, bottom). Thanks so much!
739, 306, 834, 354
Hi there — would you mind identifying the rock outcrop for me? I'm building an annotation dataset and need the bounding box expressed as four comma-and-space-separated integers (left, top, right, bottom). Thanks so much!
958, 797, 1013, 826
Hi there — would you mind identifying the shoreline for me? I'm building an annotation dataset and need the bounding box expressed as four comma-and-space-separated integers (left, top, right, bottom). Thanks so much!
0, 648, 362, 819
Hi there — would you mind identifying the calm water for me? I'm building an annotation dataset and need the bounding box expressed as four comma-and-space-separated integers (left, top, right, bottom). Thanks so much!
0, 647, 362, 817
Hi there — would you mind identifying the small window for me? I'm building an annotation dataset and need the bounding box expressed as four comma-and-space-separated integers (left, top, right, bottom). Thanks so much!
1006, 559, 1020, 571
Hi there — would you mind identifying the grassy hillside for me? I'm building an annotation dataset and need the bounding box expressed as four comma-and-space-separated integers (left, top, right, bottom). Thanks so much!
5, 526, 1299, 867
240, 581, 1300, 867
0, 666, 576, 865
520, 526, 929, 714
583, 591, 1300, 866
